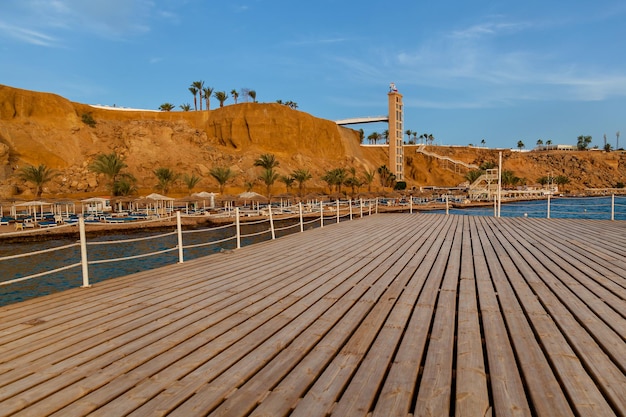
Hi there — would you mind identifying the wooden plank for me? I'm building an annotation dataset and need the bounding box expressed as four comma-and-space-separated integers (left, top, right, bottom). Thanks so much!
477, 217, 575, 417
489, 218, 626, 415
96, 214, 434, 415
414, 216, 463, 417
371, 215, 458, 417
164, 215, 438, 417
455, 216, 490, 417
7, 219, 403, 417
249, 215, 447, 417
481, 218, 618, 417
0, 214, 624, 417
471, 217, 531, 417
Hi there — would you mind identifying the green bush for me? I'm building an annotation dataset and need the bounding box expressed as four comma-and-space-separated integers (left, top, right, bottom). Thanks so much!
81, 113, 96, 127
394, 181, 407, 190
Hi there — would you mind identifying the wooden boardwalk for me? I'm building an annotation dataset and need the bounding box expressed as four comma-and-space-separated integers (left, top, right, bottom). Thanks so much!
0, 214, 624, 417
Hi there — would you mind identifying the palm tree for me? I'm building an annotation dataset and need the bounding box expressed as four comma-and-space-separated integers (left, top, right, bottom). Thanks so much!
213, 91, 228, 108
159, 103, 175, 111
254, 154, 279, 170
405, 129, 412, 143
279, 175, 295, 193
179, 103, 191, 111
244, 179, 256, 192
192, 81, 204, 110
189, 86, 198, 111
358, 129, 365, 144
203, 87, 214, 110
466, 169, 484, 183
182, 173, 202, 192
536, 139, 543, 147
345, 167, 361, 196
210, 166, 235, 194
481, 139, 486, 147
112, 177, 137, 196
249, 90, 257, 103
89, 152, 128, 191
617, 131, 621, 149
367, 132, 381, 145
377, 165, 395, 188
362, 169, 376, 192
517, 140, 525, 150
154, 167, 179, 194
231, 89, 239, 104
292, 168, 312, 197
383, 130, 389, 144
576, 135, 592, 150
546, 139, 553, 146
322, 168, 347, 194
18, 164, 58, 198
259, 168, 279, 199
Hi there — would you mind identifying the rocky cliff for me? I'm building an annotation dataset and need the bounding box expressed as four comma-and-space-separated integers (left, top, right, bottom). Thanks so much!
0, 84, 624, 199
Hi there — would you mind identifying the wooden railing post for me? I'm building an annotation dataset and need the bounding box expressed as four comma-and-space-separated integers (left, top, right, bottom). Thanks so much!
547, 194, 551, 219
235, 207, 241, 249
611, 194, 615, 221
79, 216, 90, 288
349, 199, 353, 220
269, 206, 276, 240
176, 210, 184, 263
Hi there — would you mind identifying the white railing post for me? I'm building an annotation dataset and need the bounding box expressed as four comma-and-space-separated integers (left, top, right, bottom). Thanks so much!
235, 207, 241, 249
611, 194, 615, 221
375, 198, 379, 214
269, 205, 276, 240
547, 194, 551, 219
360, 198, 364, 218
446, 195, 449, 215
320, 203, 324, 228
336, 200, 340, 223
410, 197, 413, 214
349, 199, 353, 220
369, 199, 372, 216
79, 216, 90, 288
299, 202, 304, 232
176, 210, 184, 263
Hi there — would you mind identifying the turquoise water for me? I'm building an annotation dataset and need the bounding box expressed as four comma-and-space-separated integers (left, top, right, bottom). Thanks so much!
428, 196, 626, 220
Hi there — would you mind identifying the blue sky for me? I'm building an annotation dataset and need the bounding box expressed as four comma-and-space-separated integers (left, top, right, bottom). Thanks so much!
1, 0, 625, 149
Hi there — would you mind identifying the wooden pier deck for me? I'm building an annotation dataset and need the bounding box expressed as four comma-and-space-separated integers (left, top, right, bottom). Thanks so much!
0, 214, 624, 417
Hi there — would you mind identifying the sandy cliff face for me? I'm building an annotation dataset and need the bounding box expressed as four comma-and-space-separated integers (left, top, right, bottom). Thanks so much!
0, 84, 624, 199
0, 85, 387, 198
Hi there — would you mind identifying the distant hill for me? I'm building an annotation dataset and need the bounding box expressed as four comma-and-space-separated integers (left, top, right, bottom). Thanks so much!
0, 84, 624, 199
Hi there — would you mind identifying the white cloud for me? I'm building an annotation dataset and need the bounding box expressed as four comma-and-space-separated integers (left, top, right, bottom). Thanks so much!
0, 0, 158, 45
0, 21, 59, 47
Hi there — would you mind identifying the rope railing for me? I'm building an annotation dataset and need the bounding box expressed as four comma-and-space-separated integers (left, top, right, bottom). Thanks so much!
87, 230, 178, 245
0, 200, 377, 294
2, 195, 624, 303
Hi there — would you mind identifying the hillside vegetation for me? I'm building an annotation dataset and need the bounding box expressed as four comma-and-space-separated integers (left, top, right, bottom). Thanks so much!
0, 84, 624, 199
